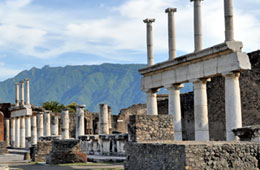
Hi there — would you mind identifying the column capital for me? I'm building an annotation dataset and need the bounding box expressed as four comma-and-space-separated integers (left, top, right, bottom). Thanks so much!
24, 78, 30, 81
190, 0, 203, 2
15, 82, 19, 85
191, 78, 211, 84
20, 80, 24, 84
165, 84, 184, 90
222, 71, 240, 78
165, 8, 177, 13
76, 105, 86, 108
143, 18, 155, 24
144, 88, 159, 93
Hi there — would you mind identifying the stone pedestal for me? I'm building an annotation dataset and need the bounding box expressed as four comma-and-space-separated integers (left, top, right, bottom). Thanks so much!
61, 110, 69, 140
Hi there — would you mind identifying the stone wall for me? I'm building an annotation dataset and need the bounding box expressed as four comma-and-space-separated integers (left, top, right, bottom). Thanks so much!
0, 141, 7, 154
31, 141, 52, 162
125, 141, 260, 170
128, 115, 174, 142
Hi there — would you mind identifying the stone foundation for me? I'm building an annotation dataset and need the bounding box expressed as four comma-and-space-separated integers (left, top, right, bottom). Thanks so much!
125, 141, 260, 170
0, 141, 7, 155
31, 141, 52, 162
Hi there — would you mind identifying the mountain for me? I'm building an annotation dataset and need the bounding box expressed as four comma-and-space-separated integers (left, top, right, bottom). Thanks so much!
0, 64, 192, 114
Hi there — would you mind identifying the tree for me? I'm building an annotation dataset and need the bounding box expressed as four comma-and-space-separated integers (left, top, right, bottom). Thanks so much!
42, 101, 65, 112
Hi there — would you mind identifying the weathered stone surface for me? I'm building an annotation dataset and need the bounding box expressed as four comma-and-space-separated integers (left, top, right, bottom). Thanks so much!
31, 141, 52, 162
125, 141, 260, 170
46, 139, 87, 164
0, 141, 7, 155
232, 125, 260, 141
128, 115, 174, 142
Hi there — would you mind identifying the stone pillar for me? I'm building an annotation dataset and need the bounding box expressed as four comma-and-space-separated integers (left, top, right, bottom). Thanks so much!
15, 117, 20, 148
37, 112, 44, 138
25, 78, 30, 105
191, 0, 203, 52
31, 115, 37, 145
15, 83, 19, 106
44, 111, 51, 136
11, 118, 15, 147
143, 18, 155, 66
99, 104, 109, 134
223, 72, 242, 141
4, 119, 10, 146
20, 80, 25, 106
20, 116, 25, 148
108, 106, 112, 132
76, 105, 85, 139
224, 0, 234, 41
25, 116, 31, 137
166, 84, 183, 141
61, 109, 69, 140
146, 89, 158, 115
165, 8, 177, 60
51, 116, 59, 136
193, 78, 210, 141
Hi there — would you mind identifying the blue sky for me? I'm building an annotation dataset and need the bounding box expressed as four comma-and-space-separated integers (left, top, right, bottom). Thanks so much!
0, 0, 259, 81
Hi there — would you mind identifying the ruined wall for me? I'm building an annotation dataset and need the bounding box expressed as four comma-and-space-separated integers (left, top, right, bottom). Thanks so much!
32, 141, 52, 162
125, 141, 260, 170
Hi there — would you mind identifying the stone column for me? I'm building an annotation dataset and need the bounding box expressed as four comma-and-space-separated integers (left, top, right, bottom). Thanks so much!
76, 105, 85, 139
31, 115, 37, 145
191, 0, 203, 52
223, 72, 242, 141
25, 78, 30, 105
11, 118, 15, 147
4, 119, 10, 146
108, 106, 112, 132
37, 112, 44, 138
20, 116, 25, 148
143, 18, 155, 66
224, 0, 234, 41
15, 117, 20, 148
166, 84, 183, 141
20, 81, 25, 106
193, 78, 210, 141
25, 116, 31, 138
99, 104, 109, 134
51, 116, 59, 136
44, 111, 51, 136
61, 109, 69, 140
146, 89, 158, 115
15, 83, 19, 106
165, 8, 177, 60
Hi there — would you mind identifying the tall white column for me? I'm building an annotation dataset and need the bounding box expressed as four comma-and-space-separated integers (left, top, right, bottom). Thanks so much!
44, 111, 51, 136
223, 72, 242, 141
193, 78, 210, 141
146, 89, 158, 115
25, 115, 31, 137
15, 83, 19, 106
143, 18, 155, 66
61, 109, 69, 140
76, 105, 85, 139
99, 104, 109, 134
25, 78, 30, 105
191, 0, 203, 52
11, 118, 15, 147
15, 117, 20, 148
165, 8, 177, 60
37, 112, 44, 138
166, 84, 183, 141
51, 116, 59, 136
20, 81, 25, 106
20, 116, 25, 148
108, 106, 112, 131
31, 115, 37, 145
224, 0, 234, 41
4, 119, 10, 146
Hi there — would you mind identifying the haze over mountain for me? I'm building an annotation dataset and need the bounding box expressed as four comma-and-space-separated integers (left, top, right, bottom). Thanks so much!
0, 64, 192, 114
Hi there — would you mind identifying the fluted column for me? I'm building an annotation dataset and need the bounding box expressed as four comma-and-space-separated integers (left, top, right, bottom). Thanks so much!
15, 83, 19, 106
193, 78, 210, 141
4, 119, 10, 146
31, 115, 37, 145
37, 112, 44, 138
20, 81, 25, 106
99, 104, 109, 134
61, 109, 69, 140
166, 84, 183, 141
224, 0, 234, 41
11, 118, 15, 147
25, 78, 30, 105
20, 116, 25, 148
191, 0, 203, 52
143, 18, 155, 66
76, 105, 85, 139
146, 89, 158, 115
51, 116, 59, 136
223, 72, 242, 141
15, 117, 20, 148
165, 8, 177, 60
44, 111, 51, 136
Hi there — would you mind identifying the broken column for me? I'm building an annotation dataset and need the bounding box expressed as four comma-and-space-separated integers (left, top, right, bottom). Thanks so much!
99, 104, 109, 134
20, 116, 25, 148
224, 72, 242, 141
11, 118, 15, 147
25, 78, 30, 105
31, 115, 37, 145
51, 116, 59, 136
44, 111, 51, 136
76, 105, 85, 139
4, 119, 10, 146
224, 0, 234, 41
15, 117, 20, 148
20, 80, 25, 106
146, 89, 158, 115
37, 112, 44, 138
143, 18, 155, 66
15, 83, 19, 106
61, 109, 69, 140
191, 0, 203, 52
165, 8, 177, 60
166, 84, 183, 141
193, 78, 210, 141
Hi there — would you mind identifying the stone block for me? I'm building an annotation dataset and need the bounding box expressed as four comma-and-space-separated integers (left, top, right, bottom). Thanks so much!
0, 141, 7, 155
31, 141, 52, 162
